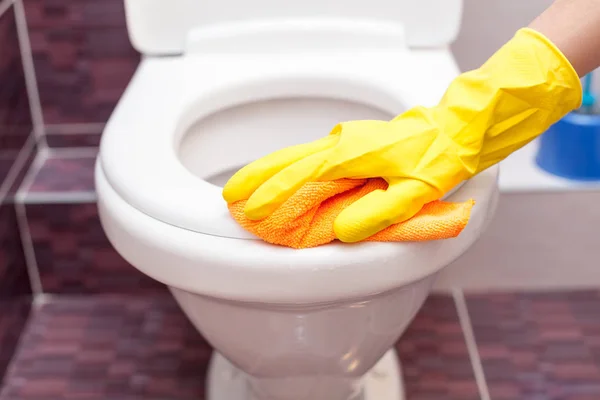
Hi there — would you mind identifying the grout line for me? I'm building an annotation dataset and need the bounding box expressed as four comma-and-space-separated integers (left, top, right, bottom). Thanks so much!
45, 123, 105, 135
0, 0, 12, 19
16, 202, 44, 295
23, 191, 97, 204
14, 149, 48, 296
0, 297, 39, 399
0, 134, 35, 205
33, 292, 54, 306
16, 145, 48, 203
17, 145, 98, 205
13, 0, 47, 149
46, 146, 98, 159
453, 289, 491, 400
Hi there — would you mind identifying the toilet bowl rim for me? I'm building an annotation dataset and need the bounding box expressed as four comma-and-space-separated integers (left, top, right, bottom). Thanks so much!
96, 159, 499, 305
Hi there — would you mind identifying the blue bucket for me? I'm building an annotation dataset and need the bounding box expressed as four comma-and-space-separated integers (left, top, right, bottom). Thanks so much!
535, 111, 600, 180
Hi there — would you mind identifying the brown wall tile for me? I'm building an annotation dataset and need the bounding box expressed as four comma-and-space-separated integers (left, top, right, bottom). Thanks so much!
0, 3, 34, 383
24, 0, 140, 124
25, 203, 165, 294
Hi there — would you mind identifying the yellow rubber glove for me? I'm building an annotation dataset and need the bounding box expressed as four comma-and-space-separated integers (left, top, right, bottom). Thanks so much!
223, 28, 582, 243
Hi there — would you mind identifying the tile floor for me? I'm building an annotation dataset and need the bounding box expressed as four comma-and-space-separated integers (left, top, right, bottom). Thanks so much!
4, 149, 600, 399
3, 291, 600, 399
0, 294, 476, 400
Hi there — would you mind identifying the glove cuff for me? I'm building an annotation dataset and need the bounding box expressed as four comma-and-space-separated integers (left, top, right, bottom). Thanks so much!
515, 27, 582, 109
431, 26, 583, 176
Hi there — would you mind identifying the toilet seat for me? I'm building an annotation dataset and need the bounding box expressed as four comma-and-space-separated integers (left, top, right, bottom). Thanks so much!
97, 157, 498, 304
98, 1, 500, 305
100, 49, 463, 240
97, 49, 500, 304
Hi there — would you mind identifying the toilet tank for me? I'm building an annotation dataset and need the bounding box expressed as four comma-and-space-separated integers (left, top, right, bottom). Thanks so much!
124, 0, 462, 55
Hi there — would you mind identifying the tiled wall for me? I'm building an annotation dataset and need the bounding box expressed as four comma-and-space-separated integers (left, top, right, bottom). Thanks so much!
0, 0, 37, 383
24, 0, 139, 144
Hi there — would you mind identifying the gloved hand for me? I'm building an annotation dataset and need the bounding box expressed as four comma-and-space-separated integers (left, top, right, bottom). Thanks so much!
223, 28, 582, 243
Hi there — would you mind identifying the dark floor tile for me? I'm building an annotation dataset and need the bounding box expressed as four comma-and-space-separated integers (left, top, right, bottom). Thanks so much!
0, 295, 32, 382
0, 295, 212, 399
467, 291, 600, 400
25, 203, 165, 294
0, 204, 31, 298
24, 0, 140, 124
0, 297, 32, 384
28, 155, 96, 194
45, 132, 101, 148
396, 294, 479, 400
0, 4, 33, 183
0, 294, 474, 400
0, 203, 33, 383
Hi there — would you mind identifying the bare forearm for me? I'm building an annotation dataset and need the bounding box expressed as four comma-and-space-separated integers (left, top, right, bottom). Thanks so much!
529, 0, 600, 76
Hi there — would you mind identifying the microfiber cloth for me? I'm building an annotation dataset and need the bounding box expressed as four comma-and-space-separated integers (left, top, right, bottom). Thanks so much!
228, 178, 475, 249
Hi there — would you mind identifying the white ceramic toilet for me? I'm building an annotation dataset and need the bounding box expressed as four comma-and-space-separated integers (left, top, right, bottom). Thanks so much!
95, 1, 499, 399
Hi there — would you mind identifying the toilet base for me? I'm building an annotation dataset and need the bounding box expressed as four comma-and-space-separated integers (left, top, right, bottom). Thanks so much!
206, 349, 405, 400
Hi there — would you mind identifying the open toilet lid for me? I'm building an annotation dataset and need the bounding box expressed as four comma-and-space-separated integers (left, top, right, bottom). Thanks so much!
123, 0, 463, 55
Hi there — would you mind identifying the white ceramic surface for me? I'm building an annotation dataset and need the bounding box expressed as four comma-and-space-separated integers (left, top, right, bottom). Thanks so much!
99, 49, 462, 241
169, 276, 433, 400
206, 349, 404, 400
97, 5, 498, 399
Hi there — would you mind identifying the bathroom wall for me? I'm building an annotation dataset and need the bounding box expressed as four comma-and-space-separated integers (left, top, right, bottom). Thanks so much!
454, 0, 600, 87
452, 0, 554, 71
0, 0, 38, 382
24, 0, 139, 143
8, 0, 151, 298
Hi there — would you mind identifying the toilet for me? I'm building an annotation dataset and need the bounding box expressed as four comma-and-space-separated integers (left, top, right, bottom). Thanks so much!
95, 1, 499, 399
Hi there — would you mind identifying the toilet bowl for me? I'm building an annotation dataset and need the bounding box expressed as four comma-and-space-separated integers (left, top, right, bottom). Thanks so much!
96, 1, 499, 399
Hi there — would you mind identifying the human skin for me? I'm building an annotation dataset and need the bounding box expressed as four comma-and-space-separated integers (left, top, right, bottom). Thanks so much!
529, 0, 600, 76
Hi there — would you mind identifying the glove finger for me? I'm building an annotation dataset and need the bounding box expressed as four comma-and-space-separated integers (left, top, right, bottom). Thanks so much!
243, 150, 329, 220
222, 135, 338, 203
334, 179, 439, 243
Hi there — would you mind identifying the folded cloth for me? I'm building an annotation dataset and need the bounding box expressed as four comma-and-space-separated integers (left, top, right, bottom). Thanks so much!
227, 178, 475, 249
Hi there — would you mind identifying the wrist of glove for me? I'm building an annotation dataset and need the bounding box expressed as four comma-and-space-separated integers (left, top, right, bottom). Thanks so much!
435, 27, 582, 175
223, 28, 582, 243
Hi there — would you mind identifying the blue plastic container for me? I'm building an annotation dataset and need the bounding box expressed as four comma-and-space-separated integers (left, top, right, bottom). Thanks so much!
536, 111, 600, 180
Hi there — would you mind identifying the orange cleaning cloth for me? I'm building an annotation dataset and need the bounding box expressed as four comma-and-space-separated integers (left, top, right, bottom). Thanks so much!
228, 178, 475, 249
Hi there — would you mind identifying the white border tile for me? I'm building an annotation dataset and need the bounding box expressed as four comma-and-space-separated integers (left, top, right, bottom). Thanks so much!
47, 147, 98, 158
0, 134, 35, 204
453, 289, 491, 400
45, 123, 105, 135
13, 0, 46, 148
